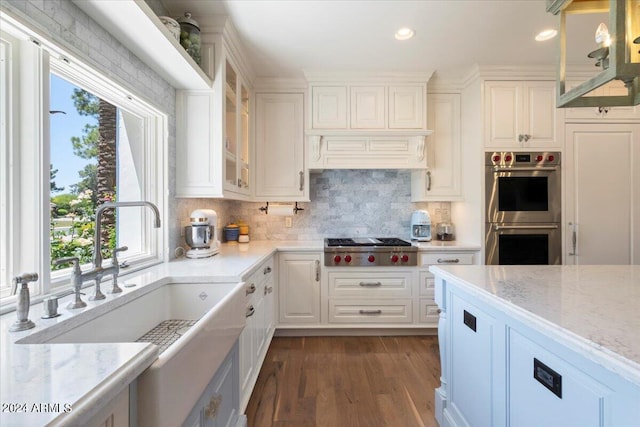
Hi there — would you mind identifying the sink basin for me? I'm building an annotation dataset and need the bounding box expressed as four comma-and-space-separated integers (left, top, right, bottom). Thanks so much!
31, 281, 246, 427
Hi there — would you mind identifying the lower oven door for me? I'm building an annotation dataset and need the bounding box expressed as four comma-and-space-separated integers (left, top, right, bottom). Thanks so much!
485, 223, 561, 265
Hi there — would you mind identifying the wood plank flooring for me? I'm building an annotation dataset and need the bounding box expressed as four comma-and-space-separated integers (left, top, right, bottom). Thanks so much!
246, 335, 441, 427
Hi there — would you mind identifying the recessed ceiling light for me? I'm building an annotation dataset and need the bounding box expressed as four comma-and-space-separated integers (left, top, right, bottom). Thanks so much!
395, 27, 415, 41
535, 29, 558, 42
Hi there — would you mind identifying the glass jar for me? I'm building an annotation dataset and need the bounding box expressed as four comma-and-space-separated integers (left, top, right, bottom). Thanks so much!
436, 222, 455, 241
177, 12, 201, 65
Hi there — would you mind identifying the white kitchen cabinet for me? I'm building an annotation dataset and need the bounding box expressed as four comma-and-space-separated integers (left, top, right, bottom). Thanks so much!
312, 86, 348, 129
350, 86, 386, 129
447, 294, 500, 427
278, 252, 321, 324
183, 344, 243, 427
484, 81, 562, 149
411, 93, 462, 201
327, 270, 414, 324
564, 80, 640, 121
239, 256, 275, 412
176, 48, 252, 199
309, 80, 428, 131
254, 93, 308, 200
508, 330, 610, 427
564, 124, 640, 265
388, 85, 425, 129
417, 251, 475, 326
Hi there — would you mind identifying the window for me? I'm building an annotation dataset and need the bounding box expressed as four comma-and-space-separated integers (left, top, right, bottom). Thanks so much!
0, 17, 167, 306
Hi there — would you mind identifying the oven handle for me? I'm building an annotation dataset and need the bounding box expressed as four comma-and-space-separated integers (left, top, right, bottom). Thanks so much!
493, 224, 559, 231
493, 166, 558, 172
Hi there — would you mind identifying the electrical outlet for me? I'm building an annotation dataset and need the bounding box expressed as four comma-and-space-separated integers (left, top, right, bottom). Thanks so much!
285, 216, 292, 228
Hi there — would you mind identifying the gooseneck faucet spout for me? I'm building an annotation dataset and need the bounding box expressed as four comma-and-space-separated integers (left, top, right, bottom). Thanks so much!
93, 201, 162, 268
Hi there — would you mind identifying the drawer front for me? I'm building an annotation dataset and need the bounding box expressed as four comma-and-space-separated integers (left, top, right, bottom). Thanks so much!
328, 299, 413, 323
419, 271, 436, 297
246, 257, 275, 288
419, 299, 439, 324
328, 271, 413, 297
419, 252, 475, 267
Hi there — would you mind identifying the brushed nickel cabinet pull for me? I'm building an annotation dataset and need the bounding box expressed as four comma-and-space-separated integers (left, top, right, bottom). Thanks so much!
315, 260, 320, 281
246, 305, 255, 317
299, 171, 304, 191
437, 258, 460, 264
359, 309, 382, 315
359, 281, 382, 287
426, 170, 432, 192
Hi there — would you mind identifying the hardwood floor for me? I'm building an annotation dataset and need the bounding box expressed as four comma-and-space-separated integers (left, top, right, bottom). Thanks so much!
246, 335, 441, 427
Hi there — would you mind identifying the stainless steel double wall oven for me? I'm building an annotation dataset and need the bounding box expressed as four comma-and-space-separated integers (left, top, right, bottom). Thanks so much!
485, 152, 561, 265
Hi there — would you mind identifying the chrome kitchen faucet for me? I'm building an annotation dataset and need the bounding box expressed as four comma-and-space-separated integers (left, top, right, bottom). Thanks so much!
54, 201, 161, 306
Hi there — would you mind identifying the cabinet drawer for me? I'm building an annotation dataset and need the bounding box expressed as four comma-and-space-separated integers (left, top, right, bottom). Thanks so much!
419, 252, 474, 267
245, 257, 274, 290
328, 299, 412, 323
328, 271, 412, 297
419, 299, 439, 324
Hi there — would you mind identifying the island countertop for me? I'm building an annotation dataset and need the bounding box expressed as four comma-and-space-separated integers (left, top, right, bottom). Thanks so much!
429, 264, 640, 386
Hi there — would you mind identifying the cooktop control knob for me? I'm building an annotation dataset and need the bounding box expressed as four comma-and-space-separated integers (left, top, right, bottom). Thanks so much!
401, 254, 409, 263
368, 255, 375, 263
391, 254, 399, 263
344, 255, 352, 263
334, 255, 341, 263
493, 155, 500, 162
536, 155, 543, 162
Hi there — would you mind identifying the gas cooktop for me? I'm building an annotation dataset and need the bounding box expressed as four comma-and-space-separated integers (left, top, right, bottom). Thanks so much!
324, 237, 417, 267
325, 237, 412, 247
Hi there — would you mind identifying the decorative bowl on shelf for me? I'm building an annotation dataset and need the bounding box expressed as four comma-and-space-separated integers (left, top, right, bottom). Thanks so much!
158, 16, 180, 41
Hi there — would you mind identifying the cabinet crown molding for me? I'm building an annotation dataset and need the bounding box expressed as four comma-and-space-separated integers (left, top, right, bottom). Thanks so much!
304, 71, 434, 83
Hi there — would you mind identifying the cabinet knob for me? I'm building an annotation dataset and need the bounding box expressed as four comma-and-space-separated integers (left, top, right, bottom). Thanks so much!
246, 283, 256, 295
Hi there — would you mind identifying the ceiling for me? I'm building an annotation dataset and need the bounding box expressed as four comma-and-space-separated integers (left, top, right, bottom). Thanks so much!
161, 0, 605, 80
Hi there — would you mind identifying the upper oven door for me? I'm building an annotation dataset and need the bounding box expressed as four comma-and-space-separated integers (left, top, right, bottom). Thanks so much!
485, 164, 561, 223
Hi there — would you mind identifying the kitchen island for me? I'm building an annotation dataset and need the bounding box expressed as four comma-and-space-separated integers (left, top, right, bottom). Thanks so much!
430, 265, 640, 427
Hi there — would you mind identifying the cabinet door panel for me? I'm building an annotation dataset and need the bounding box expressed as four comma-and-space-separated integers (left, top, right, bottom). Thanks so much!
484, 82, 521, 147
509, 330, 610, 427
350, 86, 385, 129
278, 253, 321, 323
255, 93, 304, 198
388, 85, 425, 129
312, 86, 347, 129
525, 82, 560, 148
448, 294, 497, 427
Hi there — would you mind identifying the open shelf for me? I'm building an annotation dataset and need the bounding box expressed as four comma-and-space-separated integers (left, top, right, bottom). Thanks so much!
73, 0, 213, 90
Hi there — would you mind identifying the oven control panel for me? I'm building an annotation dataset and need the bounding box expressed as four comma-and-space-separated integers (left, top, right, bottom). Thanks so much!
486, 151, 561, 167
324, 250, 417, 267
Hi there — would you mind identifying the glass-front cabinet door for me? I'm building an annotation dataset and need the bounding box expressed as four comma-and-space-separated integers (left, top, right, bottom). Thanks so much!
223, 59, 250, 195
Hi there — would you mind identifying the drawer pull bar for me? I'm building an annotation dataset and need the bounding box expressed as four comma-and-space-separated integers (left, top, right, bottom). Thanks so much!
359, 309, 382, 315
359, 281, 382, 287
246, 305, 255, 317
437, 258, 460, 264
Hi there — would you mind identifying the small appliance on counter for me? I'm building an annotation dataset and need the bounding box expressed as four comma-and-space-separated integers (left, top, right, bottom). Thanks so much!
436, 222, 455, 241
184, 209, 220, 258
410, 210, 432, 242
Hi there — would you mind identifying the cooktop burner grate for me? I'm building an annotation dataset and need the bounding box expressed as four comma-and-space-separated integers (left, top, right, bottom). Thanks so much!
325, 237, 412, 247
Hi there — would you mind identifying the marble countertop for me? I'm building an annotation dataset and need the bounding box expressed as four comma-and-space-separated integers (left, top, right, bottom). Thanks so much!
429, 265, 640, 386
0, 239, 477, 425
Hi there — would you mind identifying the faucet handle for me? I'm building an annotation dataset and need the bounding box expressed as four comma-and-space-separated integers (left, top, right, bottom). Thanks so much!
112, 246, 128, 261
54, 257, 80, 271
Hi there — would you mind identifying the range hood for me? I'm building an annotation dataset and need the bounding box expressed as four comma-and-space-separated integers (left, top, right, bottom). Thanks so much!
306, 130, 432, 170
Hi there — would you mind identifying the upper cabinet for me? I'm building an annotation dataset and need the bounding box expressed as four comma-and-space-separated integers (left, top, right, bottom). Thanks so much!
254, 93, 308, 201
73, 0, 213, 89
311, 83, 426, 130
176, 30, 254, 200
484, 81, 562, 150
564, 80, 640, 122
411, 93, 462, 201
